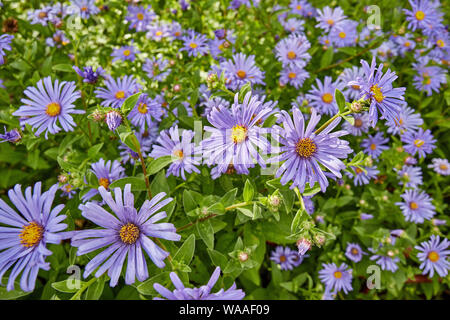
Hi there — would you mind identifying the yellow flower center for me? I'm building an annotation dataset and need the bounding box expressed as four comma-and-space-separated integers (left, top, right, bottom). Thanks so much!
236, 70, 246, 79
338, 31, 346, 39
370, 143, 376, 150
288, 72, 296, 79
355, 167, 363, 174
370, 84, 385, 103
20, 222, 44, 248
334, 271, 342, 279
354, 118, 363, 128
81, 6, 88, 12
436, 39, 444, 48
115, 90, 125, 99
189, 42, 198, 49
296, 5, 302, 10
351, 248, 359, 255
321, 93, 333, 103
280, 255, 286, 262
414, 139, 425, 147
173, 149, 184, 159
63, 184, 73, 192
137, 103, 148, 114
155, 31, 163, 36
409, 201, 418, 210
119, 223, 140, 245
231, 125, 247, 144
428, 251, 439, 262
46, 102, 61, 117
404, 41, 411, 47
98, 177, 110, 189
123, 49, 131, 56
137, 13, 144, 20
415, 10, 425, 21
296, 138, 317, 158
175, 31, 181, 37
39, 12, 48, 19
287, 51, 297, 59
327, 19, 334, 25
439, 164, 448, 171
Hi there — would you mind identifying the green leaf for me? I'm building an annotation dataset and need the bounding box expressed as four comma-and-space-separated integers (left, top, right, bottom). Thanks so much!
85, 277, 105, 300
146, 156, 173, 177
52, 279, 86, 294
302, 183, 321, 197
52, 64, 75, 73
173, 234, 195, 265
196, 220, 214, 249
109, 177, 147, 191
335, 88, 346, 113
237, 207, 254, 218
243, 179, 254, 202
220, 188, 237, 207
320, 46, 334, 68
291, 208, 307, 233
207, 248, 228, 269
341, 114, 355, 125
0, 286, 31, 300
121, 92, 142, 114
87, 143, 104, 159
137, 272, 171, 296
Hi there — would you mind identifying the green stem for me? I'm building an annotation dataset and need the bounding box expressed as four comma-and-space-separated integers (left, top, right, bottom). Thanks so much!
70, 276, 97, 300
314, 110, 351, 135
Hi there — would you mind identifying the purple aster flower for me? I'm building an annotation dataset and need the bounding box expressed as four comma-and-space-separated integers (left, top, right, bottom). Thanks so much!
119, 129, 153, 165
345, 165, 379, 186
219, 53, 265, 90
201, 92, 272, 178
60, 183, 76, 199
105, 110, 122, 131
149, 125, 201, 180
371, 40, 398, 62
303, 196, 315, 215
170, 22, 183, 40
126, 4, 155, 32
370, 253, 399, 272
27, 6, 55, 26
95, 75, 142, 109
386, 105, 423, 135
360, 213, 374, 220
403, 0, 444, 35
305, 76, 340, 116
128, 93, 162, 130
404, 156, 418, 166
289, 0, 315, 18
393, 34, 416, 56
0, 127, 21, 143
13, 77, 83, 139
146, 22, 171, 41
0, 182, 67, 292
337, 66, 364, 101
401, 128, 436, 159
208, 35, 235, 60
361, 132, 389, 159
71, 184, 180, 286
345, 243, 366, 262
0, 34, 13, 65
342, 112, 370, 136
70, 0, 99, 19
111, 44, 139, 62
46, 30, 70, 48
318, 263, 353, 294
281, 18, 305, 34
415, 235, 449, 278
179, 0, 190, 11
271, 107, 352, 192
428, 158, 450, 175
296, 238, 311, 256
201, 96, 230, 118
396, 189, 435, 223
142, 57, 171, 82
270, 246, 305, 270
81, 158, 126, 202
279, 65, 309, 89
154, 267, 245, 300
180, 31, 209, 57
315, 6, 347, 31
329, 20, 358, 48
274, 34, 311, 67
73, 65, 105, 84
396, 165, 422, 188
432, 219, 446, 226
412, 63, 446, 96
349, 57, 406, 127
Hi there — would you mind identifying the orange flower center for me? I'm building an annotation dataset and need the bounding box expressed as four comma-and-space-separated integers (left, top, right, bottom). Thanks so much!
288, 72, 296, 79
123, 49, 131, 56
354, 118, 363, 128
370, 84, 385, 103
415, 10, 425, 21
119, 223, 140, 245
173, 149, 184, 159
334, 271, 342, 279
98, 177, 110, 189
322, 93, 333, 103
231, 125, 247, 144
81, 6, 88, 12
404, 41, 411, 47
409, 201, 418, 210
338, 31, 346, 39
137, 13, 144, 20
287, 51, 297, 59
296, 5, 302, 10
351, 248, 359, 255
46, 102, 61, 117
137, 103, 148, 114
355, 167, 363, 174
236, 70, 246, 79
327, 19, 334, 25
189, 42, 198, 49
39, 12, 48, 19
370, 143, 376, 150
439, 164, 448, 171
428, 251, 439, 262
280, 255, 286, 262
20, 222, 44, 248
296, 138, 317, 158
115, 90, 125, 99
351, 84, 360, 90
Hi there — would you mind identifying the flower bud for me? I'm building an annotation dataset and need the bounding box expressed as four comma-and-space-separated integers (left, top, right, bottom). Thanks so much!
314, 234, 326, 246
350, 101, 363, 113
91, 109, 105, 122
173, 84, 181, 92
58, 174, 68, 184
105, 110, 122, 131
296, 238, 311, 256
238, 251, 249, 262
